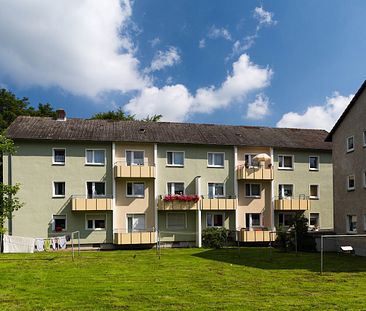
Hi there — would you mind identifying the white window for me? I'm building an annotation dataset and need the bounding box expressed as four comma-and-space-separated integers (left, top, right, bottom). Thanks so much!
167, 151, 184, 166
126, 150, 144, 166
309, 156, 319, 171
86, 214, 106, 230
309, 213, 319, 229
127, 214, 145, 232
244, 154, 259, 167
126, 182, 144, 197
53, 148, 65, 165
347, 175, 355, 191
52, 215, 66, 232
245, 184, 261, 197
363, 131, 366, 147
87, 182, 106, 198
85, 149, 105, 165
279, 184, 293, 198
347, 215, 357, 233
208, 152, 224, 167
278, 155, 293, 170
309, 185, 319, 199
208, 183, 225, 198
167, 182, 184, 195
167, 213, 186, 230
278, 213, 293, 227
245, 213, 261, 229
347, 136, 354, 152
53, 182, 65, 197
207, 213, 224, 227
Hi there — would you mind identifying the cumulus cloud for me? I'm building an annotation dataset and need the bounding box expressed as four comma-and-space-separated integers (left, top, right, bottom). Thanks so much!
199, 39, 206, 49
0, 0, 147, 97
276, 92, 354, 130
148, 47, 181, 72
253, 6, 277, 29
245, 94, 270, 120
149, 37, 161, 47
125, 54, 272, 121
208, 26, 232, 41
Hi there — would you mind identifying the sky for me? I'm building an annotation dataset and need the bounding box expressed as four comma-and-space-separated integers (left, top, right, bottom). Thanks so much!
0, 0, 365, 131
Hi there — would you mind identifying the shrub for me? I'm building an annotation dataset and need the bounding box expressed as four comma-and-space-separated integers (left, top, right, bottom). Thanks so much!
202, 227, 228, 248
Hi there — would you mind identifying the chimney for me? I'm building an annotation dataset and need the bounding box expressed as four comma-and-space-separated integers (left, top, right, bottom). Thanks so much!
56, 109, 66, 121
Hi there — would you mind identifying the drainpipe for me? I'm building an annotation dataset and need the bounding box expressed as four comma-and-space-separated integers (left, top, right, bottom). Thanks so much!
154, 144, 158, 242
195, 176, 201, 247
112, 143, 116, 240
8, 154, 12, 236
234, 146, 238, 234
270, 147, 275, 231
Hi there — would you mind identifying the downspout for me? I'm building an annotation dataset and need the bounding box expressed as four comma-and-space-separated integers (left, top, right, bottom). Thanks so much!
195, 176, 202, 247
7, 154, 12, 236
112, 143, 116, 243
234, 146, 238, 237
270, 147, 275, 231
154, 144, 158, 242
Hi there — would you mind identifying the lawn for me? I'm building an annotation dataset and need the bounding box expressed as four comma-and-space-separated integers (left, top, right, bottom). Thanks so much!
1, 247, 366, 310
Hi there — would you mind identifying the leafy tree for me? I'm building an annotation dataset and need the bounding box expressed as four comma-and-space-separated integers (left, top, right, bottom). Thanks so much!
91, 107, 162, 122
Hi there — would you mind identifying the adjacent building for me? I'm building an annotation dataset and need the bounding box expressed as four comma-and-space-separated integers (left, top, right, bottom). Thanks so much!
3, 113, 333, 247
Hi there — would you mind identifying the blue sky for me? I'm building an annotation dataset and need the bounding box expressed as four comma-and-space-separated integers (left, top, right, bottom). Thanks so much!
0, 0, 365, 130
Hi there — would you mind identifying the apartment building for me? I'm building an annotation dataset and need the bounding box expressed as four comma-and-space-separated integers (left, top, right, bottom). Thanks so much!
326, 80, 366, 241
3, 114, 333, 247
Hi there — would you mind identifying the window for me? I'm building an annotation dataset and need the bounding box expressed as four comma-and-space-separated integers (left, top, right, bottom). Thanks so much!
87, 182, 105, 198
363, 131, 366, 147
208, 183, 224, 198
208, 152, 224, 167
347, 136, 354, 152
207, 213, 224, 227
309, 213, 319, 229
126, 151, 144, 166
278, 213, 293, 227
126, 182, 144, 197
347, 175, 355, 191
53, 215, 66, 232
167, 213, 186, 230
53, 182, 65, 197
53, 149, 65, 165
309, 156, 319, 171
279, 184, 293, 198
85, 149, 105, 165
347, 215, 357, 233
245, 213, 261, 229
167, 151, 184, 166
278, 155, 293, 170
86, 214, 106, 230
363, 171, 366, 188
309, 185, 319, 199
127, 214, 145, 232
245, 184, 261, 197
244, 154, 259, 167
167, 182, 184, 195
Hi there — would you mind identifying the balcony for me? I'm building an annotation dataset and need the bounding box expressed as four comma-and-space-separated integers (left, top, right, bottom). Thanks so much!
114, 230, 156, 245
238, 229, 276, 242
71, 195, 113, 212
274, 196, 310, 211
158, 195, 200, 211
201, 197, 237, 210
237, 165, 274, 180
114, 161, 155, 179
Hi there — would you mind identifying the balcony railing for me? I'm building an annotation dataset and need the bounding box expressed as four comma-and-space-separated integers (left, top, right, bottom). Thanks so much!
236, 164, 274, 180
238, 229, 276, 242
274, 196, 310, 211
158, 195, 199, 210
71, 195, 113, 212
201, 196, 237, 210
113, 229, 156, 245
114, 161, 155, 179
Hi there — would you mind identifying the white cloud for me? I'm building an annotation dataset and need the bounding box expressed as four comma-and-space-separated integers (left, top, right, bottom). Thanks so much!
245, 94, 270, 120
253, 6, 277, 29
149, 37, 161, 47
125, 54, 272, 121
276, 92, 354, 130
149, 47, 181, 72
0, 0, 147, 98
199, 39, 206, 49
208, 26, 232, 41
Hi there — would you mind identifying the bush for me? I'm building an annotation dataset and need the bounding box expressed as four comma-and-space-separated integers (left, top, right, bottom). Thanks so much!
202, 227, 228, 248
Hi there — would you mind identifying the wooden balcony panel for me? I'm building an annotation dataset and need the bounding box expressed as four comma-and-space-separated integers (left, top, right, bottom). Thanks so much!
71, 198, 112, 211
239, 229, 276, 242
114, 232, 156, 245
157, 199, 199, 211
114, 165, 155, 179
201, 198, 237, 210
237, 166, 274, 180
274, 199, 310, 211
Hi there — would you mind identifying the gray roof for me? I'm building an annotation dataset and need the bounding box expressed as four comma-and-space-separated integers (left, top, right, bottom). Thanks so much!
6, 116, 332, 150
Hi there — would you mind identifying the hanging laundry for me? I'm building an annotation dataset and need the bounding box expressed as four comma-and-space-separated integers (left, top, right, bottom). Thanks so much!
58, 236, 67, 249
3, 234, 35, 253
51, 238, 57, 250
35, 238, 45, 252
44, 239, 51, 251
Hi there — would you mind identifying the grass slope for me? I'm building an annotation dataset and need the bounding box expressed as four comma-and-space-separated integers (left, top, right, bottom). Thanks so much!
1, 248, 366, 310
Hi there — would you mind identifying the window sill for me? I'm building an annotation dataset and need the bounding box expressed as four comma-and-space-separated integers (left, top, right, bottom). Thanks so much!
207, 165, 224, 168
309, 168, 319, 171
126, 195, 145, 198
347, 188, 355, 192
278, 167, 293, 171
166, 164, 184, 167
52, 163, 65, 166
245, 196, 261, 199
346, 149, 354, 153
85, 163, 105, 166
52, 195, 65, 198
86, 229, 106, 231
309, 197, 319, 200
346, 231, 358, 234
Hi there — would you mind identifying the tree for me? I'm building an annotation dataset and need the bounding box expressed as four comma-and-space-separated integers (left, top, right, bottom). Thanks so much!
91, 107, 162, 122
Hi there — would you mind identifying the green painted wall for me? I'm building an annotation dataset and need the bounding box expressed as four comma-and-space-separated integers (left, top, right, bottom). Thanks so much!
273, 149, 333, 229
158, 211, 196, 242
4, 141, 113, 244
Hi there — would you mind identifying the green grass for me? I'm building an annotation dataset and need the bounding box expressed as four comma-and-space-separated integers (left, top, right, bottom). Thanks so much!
1, 247, 366, 310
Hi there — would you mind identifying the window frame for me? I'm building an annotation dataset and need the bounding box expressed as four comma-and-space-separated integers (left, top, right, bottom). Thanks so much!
244, 154, 259, 168
309, 155, 319, 171
166, 151, 185, 167
126, 181, 145, 198
125, 150, 145, 166
278, 212, 294, 227
166, 212, 187, 230
52, 148, 66, 165
278, 155, 294, 170
245, 183, 261, 198
309, 213, 320, 229
207, 152, 225, 168
346, 214, 357, 234
346, 136, 354, 153
85, 149, 106, 166
245, 213, 262, 229
167, 182, 185, 195
52, 214, 67, 232
126, 214, 146, 233
52, 181, 65, 198
207, 182, 225, 198
278, 184, 294, 199
347, 175, 355, 191
85, 213, 107, 231
309, 184, 320, 200
206, 212, 225, 228
86, 181, 106, 198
